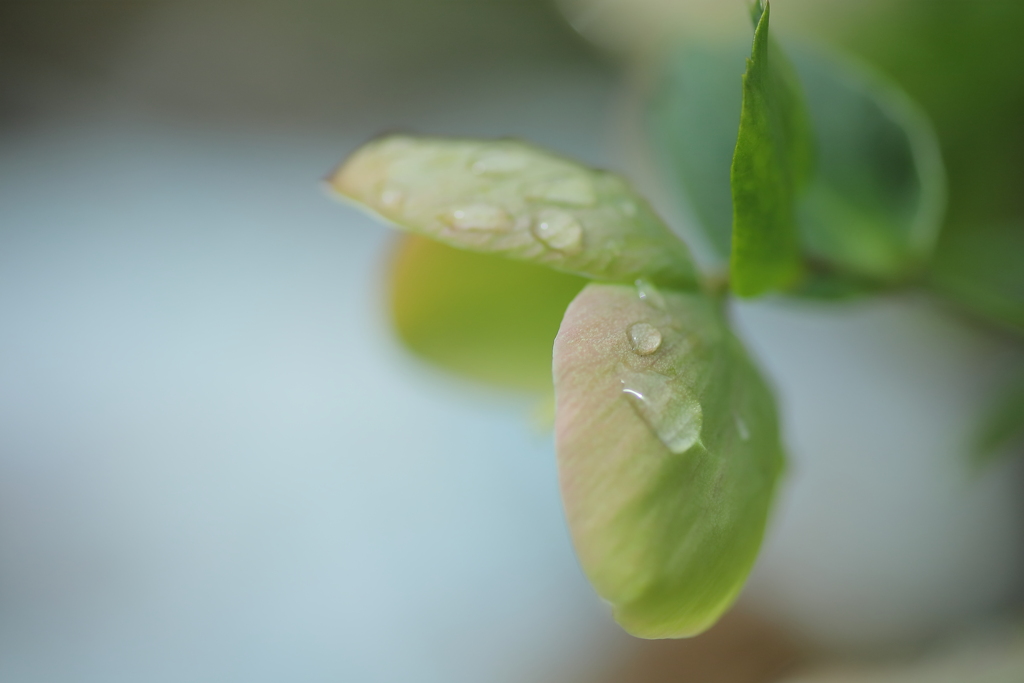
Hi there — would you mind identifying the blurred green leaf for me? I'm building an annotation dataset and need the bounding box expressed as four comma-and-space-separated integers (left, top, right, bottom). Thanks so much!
553, 282, 784, 638
828, 2, 1024, 333
730, 2, 812, 297
389, 235, 586, 392
973, 374, 1024, 467
647, 40, 746, 261
329, 135, 699, 289
790, 266, 883, 301
793, 47, 946, 281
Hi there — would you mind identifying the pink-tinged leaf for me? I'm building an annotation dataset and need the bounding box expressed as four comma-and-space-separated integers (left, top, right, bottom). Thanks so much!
554, 282, 784, 638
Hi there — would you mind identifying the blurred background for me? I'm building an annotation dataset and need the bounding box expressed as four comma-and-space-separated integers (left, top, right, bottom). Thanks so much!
1, 1, 1023, 681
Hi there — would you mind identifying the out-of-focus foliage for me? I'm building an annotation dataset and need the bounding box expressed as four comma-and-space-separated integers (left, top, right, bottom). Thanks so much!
329, 135, 699, 289
931, 221, 1024, 336
554, 283, 783, 637
973, 374, 1024, 467
729, 3, 811, 297
793, 48, 945, 282
648, 7, 945, 296
389, 235, 585, 392
800, 1, 1024, 335
646, 40, 745, 261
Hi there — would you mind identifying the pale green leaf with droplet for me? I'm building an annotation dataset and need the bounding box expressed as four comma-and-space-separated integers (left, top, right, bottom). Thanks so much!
327, 135, 699, 290
730, 2, 813, 297
389, 234, 586, 392
553, 282, 784, 638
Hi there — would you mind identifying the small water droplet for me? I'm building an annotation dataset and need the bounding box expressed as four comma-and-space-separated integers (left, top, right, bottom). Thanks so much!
444, 204, 513, 232
735, 414, 750, 441
531, 209, 584, 253
472, 150, 529, 175
621, 372, 702, 454
635, 279, 666, 310
528, 177, 596, 206
380, 188, 405, 208
619, 200, 637, 217
627, 322, 662, 356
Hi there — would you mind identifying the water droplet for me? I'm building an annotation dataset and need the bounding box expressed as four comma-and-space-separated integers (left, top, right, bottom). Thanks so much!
619, 200, 637, 217
444, 204, 513, 232
531, 209, 584, 253
528, 177, 596, 206
635, 279, 666, 310
735, 414, 750, 441
472, 150, 529, 175
380, 188, 405, 208
621, 371, 703, 454
627, 323, 662, 356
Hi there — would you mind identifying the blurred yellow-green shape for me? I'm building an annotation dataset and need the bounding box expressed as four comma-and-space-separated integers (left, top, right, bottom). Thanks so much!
390, 235, 586, 392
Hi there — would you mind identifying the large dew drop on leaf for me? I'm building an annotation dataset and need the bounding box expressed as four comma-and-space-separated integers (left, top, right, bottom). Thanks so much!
327, 135, 699, 290
553, 282, 784, 638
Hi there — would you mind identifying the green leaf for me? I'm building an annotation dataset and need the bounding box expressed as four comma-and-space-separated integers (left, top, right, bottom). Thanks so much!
730, 2, 813, 297
553, 282, 785, 638
973, 374, 1024, 467
328, 135, 699, 290
647, 35, 943, 288
389, 235, 586, 392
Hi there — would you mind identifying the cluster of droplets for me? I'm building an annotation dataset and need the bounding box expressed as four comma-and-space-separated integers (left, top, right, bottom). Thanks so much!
620, 280, 704, 455
440, 148, 630, 256
375, 146, 646, 265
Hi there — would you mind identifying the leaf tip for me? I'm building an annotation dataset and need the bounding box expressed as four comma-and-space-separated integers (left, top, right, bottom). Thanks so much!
749, 0, 768, 29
